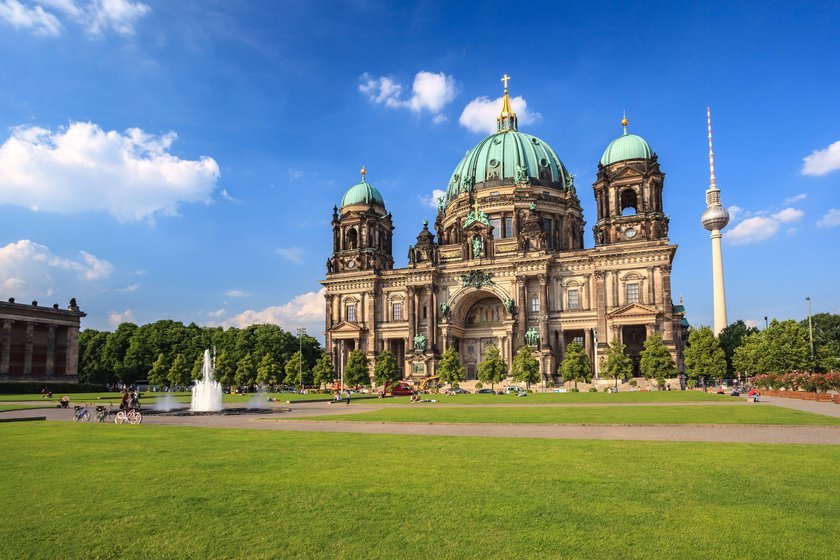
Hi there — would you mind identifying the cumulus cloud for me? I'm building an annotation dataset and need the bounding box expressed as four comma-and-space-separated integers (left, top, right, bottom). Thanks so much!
221, 288, 325, 330
114, 283, 139, 293
728, 207, 804, 245
275, 247, 304, 264
0, 122, 220, 222
459, 95, 541, 134
817, 208, 840, 228
0, 239, 113, 299
207, 308, 226, 319
802, 139, 840, 176
1, 0, 149, 37
108, 309, 135, 327
359, 71, 458, 119
224, 289, 248, 298
419, 188, 446, 209
0, 0, 62, 36
219, 189, 243, 205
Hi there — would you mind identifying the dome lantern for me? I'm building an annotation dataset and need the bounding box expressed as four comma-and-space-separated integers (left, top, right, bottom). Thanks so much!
600, 115, 653, 166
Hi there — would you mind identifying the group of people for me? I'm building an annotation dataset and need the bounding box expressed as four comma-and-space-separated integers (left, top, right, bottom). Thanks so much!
119, 388, 141, 411
332, 390, 352, 405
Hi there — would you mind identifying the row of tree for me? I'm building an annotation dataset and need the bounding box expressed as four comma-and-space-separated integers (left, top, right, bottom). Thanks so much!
78, 321, 325, 388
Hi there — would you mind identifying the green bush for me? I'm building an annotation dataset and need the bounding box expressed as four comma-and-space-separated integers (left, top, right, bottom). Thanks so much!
571, 388, 580, 392
475, 382, 483, 390
588, 387, 598, 392
0, 381, 105, 394
629, 379, 638, 387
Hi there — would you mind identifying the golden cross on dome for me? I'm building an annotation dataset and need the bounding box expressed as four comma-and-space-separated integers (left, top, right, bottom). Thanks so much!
472, 199, 481, 215
501, 74, 510, 91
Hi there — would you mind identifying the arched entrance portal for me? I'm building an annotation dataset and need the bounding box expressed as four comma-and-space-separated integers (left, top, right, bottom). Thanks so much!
448, 292, 513, 380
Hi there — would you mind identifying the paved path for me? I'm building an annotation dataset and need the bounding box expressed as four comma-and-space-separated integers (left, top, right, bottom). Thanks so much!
3, 398, 840, 445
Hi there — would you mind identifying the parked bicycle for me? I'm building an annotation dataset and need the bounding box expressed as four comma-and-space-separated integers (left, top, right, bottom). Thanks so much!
73, 404, 91, 422
95, 405, 111, 423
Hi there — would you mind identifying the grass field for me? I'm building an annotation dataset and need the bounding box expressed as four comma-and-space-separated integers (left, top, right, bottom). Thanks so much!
1, 422, 838, 559
375, 391, 733, 405
0, 391, 371, 404
297, 404, 840, 425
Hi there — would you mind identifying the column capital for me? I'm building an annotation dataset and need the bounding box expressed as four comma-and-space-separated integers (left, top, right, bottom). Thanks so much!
538, 274, 548, 285
516, 275, 526, 286
594, 270, 606, 280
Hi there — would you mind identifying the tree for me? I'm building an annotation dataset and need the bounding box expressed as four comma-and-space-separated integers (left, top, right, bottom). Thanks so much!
683, 326, 727, 383
511, 346, 540, 388
284, 351, 312, 387
373, 351, 400, 388
256, 353, 281, 387
344, 349, 370, 387
235, 353, 256, 387
101, 322, 137, 382
732, 332, 763, 377
437, 347, 465, 387
639, 334, 676, 388
477, 345, 507, 390
600, 338, 633, 388
214, 351, 235, 386
78, 329, 111, 385
148, 353, 169, 387
191, 353, 204, 381
763, 319, 810, 374
801, 313, 840, 372
719, 320, 759, 376
560, 342, 591, 390
167, 354, 190, 388
312, 352, 335, 388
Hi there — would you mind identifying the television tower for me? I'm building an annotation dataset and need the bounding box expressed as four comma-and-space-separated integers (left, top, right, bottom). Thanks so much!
700, 107, 730, 335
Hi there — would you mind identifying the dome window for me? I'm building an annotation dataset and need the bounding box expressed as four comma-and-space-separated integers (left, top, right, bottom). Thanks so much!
489, 158, 499, 168
532, 138, 540, 145
539, 158, 548, 167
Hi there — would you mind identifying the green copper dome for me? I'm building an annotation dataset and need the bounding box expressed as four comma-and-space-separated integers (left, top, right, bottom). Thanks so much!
600, 131, 652, 166
341, 179, 385, 208
445, 130, 572, 203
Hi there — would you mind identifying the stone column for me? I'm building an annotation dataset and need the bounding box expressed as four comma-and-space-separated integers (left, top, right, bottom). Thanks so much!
595, 271, 607, 345
611, 324, 622, 345
24, 322, 34, 376
646, 322, 657, 339
325, 294, 333, 330
0, 319, 11, 375
366, 290, 376, 356
407, 286, 416, 347
646, 267, 655, 305
65, 325, 80, 377
587, 274, 595, 310
538, 275, 549, 348
612, 271, 620, 308
46, 325, 56, 377
661, 267, 675, 343
584, 328, 594, 364
427, 286, 436, 353
516, 276, 527, 348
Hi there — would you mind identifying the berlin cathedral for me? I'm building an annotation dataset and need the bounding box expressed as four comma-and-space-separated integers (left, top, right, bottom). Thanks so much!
322, 78, 686, 383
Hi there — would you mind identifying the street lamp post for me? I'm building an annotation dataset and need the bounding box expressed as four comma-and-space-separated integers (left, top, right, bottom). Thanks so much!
806, 297, 814, 370
296, 328, 306, 390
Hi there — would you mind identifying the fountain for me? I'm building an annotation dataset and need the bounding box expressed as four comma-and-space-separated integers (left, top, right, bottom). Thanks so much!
191, 349, 223, 412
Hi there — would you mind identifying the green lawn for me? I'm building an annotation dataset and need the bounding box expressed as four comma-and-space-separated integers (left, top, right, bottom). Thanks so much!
0, 423, 838, 559
298, 404, 840, 425
0, 391, 363, 405
377, 390, 733, 405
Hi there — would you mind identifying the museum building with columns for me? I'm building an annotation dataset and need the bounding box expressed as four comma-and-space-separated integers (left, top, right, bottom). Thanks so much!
322, 81, 686, 383
0, 298, 86, 382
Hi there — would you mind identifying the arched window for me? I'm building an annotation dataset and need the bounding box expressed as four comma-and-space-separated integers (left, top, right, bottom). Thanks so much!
620, 189, 638, 216
346, 228, 358, 250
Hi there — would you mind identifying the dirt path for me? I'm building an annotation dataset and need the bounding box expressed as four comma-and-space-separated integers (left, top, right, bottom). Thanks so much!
3, 399, 840, 444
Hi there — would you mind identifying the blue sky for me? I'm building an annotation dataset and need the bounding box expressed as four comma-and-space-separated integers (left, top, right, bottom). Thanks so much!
0, 0, 838, 340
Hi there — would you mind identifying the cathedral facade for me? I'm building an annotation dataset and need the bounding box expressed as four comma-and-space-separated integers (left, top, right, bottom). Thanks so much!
322, 81, 685, 384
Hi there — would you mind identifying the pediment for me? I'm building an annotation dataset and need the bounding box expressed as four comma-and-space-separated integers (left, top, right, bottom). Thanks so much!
611, 165, 643, 180
607, 303, 658, 319
331, 321, 364, 333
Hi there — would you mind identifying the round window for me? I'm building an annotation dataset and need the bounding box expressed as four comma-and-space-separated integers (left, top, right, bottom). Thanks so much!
493, 137, 502, 145
532, 138, 540, 145
539, 158, 548, 167
488, 158, 499, 168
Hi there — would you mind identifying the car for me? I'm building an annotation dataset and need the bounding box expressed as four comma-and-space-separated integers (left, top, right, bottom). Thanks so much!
390, 383, 415, 396
450, 388, 470, 394
503, 386, 524, 393
280, 386, 297, 393
477, 388, 495, 394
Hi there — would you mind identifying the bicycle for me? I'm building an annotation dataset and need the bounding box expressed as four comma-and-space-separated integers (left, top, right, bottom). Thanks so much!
73, 404, 91, 422
114, 405, 142, 425
95, 405, 111, 423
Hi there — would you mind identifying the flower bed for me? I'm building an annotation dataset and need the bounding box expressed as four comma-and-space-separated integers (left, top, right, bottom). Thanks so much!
749, 372, 840, 403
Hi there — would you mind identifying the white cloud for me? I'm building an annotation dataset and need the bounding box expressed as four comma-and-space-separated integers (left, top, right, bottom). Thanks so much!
275, 247, 304, 264
359, 71, 458, 119
771, 207, 804, 223
0, 122, 220, 222
459, 95, 541, 134
224, 289, 248, 298
727, 205, 743, 223
221, 288, 325, 331
419, 188, 446, 209
783, 193, 807, 204
1, 0, 149, 37
220, 189, 243, 205
288, 168, 304, 180
207, 308, 226, 319
802, 140, 840, 176
817, 208, 840, 228
108, 308, 134, 327
0, 240, 113, 301
727, 216, 780, 245
114, 283, 139, 293
0, 0, 62, 36
745, 319, 759, 329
